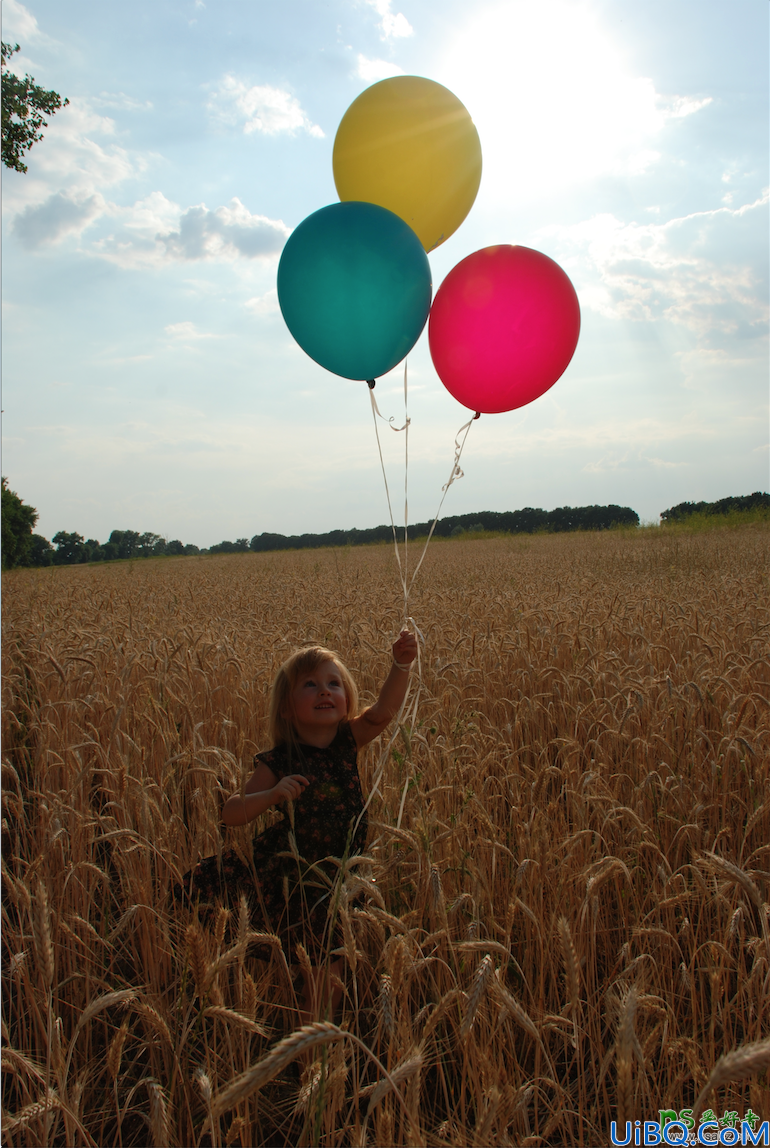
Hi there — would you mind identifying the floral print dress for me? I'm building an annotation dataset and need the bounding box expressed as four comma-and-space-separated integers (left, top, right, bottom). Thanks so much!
182, 722, 366, 962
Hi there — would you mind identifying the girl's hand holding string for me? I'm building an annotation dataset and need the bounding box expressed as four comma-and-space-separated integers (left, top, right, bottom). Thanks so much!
392, 628, 418, 670
222, 771, 309, 826
350, 628, 418, 747
272, 774, 310, 803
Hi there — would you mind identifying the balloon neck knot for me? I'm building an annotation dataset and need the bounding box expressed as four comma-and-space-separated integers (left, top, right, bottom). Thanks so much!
474, 411, 481, 420
367, 379, 376, 390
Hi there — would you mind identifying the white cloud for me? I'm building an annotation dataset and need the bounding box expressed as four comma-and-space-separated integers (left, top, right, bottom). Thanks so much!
583, 452, 686, 474
164, 321, 219, 340
92, 92, 154, 112
364, 0, 414, 41
1, 0, 58, 47
80, 195, 289, 269
7, 176, 289, 269
2, 98, 143, 222
207, 75, 324, 137
121, 191, 181, 235
675, 347, 769, 395
12, 190, 107, 247
157, 198, 290, 261
355, 54, 404, 82
660, 94, 712, 120
540, 191, 770, 338
245, 289, 280, 315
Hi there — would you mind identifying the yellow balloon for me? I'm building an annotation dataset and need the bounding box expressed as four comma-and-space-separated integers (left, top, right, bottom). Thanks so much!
333, 76, 482, 253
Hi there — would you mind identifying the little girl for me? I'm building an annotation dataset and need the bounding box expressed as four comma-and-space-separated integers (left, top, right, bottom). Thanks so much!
183, 628, 417, 1021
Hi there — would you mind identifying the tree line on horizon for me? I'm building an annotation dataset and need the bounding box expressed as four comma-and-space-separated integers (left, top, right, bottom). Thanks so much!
243, 505, 641, 554
659, 492, 769, 522
2, 478, 768, 570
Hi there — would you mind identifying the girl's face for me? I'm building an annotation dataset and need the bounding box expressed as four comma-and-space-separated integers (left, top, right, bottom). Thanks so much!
288, 660, 348, 740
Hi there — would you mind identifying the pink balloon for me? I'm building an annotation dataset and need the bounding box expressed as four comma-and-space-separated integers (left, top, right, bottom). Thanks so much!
428, 245, 581, 414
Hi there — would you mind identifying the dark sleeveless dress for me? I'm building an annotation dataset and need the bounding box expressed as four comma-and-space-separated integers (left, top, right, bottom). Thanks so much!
182, 722, 367, 962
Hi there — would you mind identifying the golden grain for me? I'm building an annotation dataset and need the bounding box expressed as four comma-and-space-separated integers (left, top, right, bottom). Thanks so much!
2, 527, 768, 1145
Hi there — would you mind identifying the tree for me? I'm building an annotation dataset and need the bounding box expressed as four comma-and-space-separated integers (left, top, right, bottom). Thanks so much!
30, 533, 54, 566
52, 530, 88, 564
2, 477, 38, 568
2, 42, 69, 173
136, 532, 165, 557
108, 530, 141, 559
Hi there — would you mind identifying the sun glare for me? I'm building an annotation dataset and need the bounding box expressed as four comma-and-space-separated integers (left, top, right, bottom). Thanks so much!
437, 0, 698, 205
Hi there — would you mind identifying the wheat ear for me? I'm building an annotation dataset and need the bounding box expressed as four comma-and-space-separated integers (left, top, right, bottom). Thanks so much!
557, 917, 580, 1015
210, 1022, 344, 1118
461, 954, 493, 1037
379, 974, 394, 1035
692, 1037, 770, 1125
4, 1089, 61, 1134
615, 985, 638, 1130
107, 1021, 129, 1082
203, 1006, 269, 1035
360, 1048, 423, 1116
186, 923, 209, 998
146, 1079, 171, 1148
31, 878, 54, 989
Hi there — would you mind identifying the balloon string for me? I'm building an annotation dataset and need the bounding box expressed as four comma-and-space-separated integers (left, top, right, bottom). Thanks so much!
352, 610, 424, 839
362, 379, 479, 843
406, 411, 479, 597
368, 384, 409, 433
368, 383, 409, 614
403, 361, 409, 628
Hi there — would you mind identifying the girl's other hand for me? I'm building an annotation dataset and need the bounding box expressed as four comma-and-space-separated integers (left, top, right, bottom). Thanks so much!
273, 774, 309, 802
392, 628, 418, 666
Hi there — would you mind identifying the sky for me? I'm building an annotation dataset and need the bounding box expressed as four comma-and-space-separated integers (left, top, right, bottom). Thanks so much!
2, 0, 768, 547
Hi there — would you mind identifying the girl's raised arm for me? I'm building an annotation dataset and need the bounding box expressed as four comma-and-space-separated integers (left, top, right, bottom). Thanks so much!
222, 763, 309, 826
350, 629, 418, 748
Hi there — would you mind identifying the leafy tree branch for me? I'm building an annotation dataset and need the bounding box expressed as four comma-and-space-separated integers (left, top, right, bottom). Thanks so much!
2, 41, 69, 173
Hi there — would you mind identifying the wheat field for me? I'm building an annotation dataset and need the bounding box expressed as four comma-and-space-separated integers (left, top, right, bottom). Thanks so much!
2, 524, 769, 1147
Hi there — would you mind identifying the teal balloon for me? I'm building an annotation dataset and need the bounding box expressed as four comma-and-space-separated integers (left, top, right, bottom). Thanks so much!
277, 201, 432, 381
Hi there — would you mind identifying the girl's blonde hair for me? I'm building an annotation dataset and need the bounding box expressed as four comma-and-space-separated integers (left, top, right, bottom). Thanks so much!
268, 646, 359, 748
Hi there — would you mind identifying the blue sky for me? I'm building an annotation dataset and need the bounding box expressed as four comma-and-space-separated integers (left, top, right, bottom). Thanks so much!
2, 0, 767, 547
